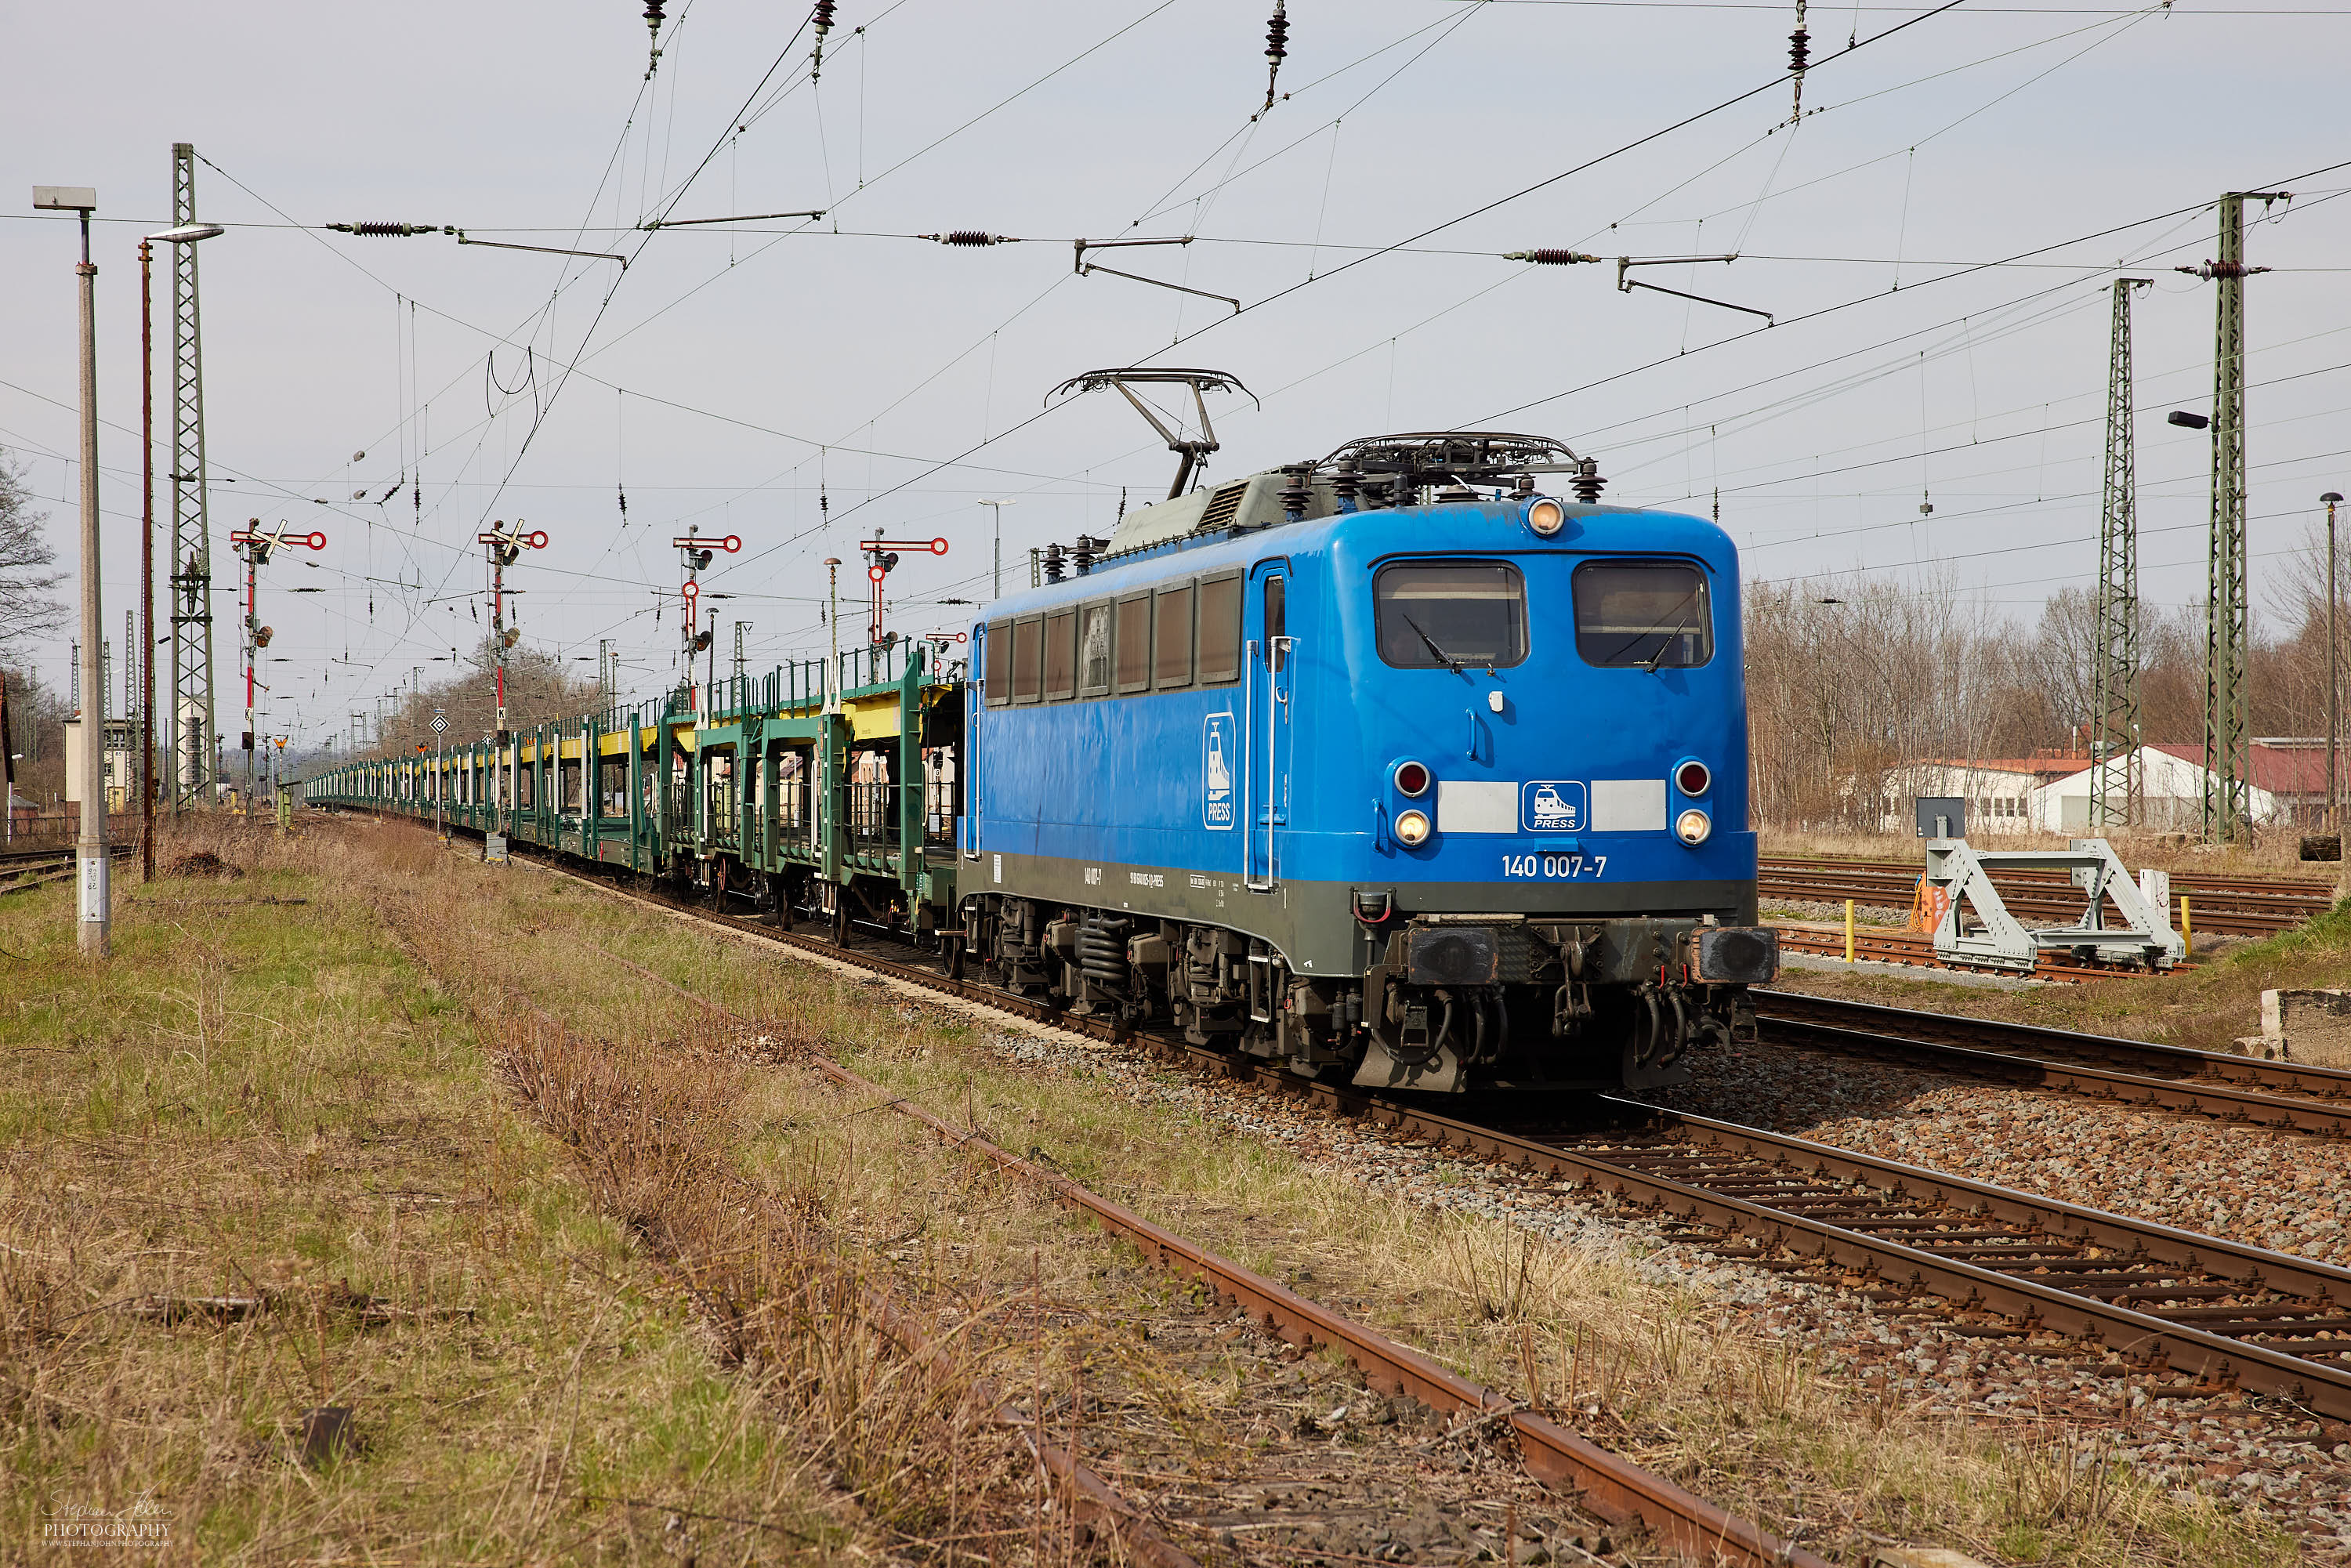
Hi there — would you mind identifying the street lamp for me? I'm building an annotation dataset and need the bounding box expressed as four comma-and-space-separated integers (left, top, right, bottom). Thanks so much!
35, 183, 107, 956
139, 221, 222, 883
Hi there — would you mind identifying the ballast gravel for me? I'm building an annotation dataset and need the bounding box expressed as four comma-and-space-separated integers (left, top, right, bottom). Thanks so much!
885, 996, 2351, 1555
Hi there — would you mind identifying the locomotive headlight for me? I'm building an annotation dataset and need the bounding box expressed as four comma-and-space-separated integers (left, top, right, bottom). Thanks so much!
1394, 809, 1432, 846
1674, 808, 1712, 846
1525, 496, 1567, 538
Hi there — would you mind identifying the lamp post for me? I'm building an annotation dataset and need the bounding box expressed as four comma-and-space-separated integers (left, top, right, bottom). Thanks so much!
2327, 491, 2345, 835
35, 184, 107, 956
140, 222, 222, 880
978, 499, 1015, 597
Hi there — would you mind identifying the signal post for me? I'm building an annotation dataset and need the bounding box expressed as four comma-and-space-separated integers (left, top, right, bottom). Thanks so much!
476, 521, 546, 859
228, 520, 327, 808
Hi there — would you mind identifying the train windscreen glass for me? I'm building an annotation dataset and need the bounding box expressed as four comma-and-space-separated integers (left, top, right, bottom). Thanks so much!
1374, 562, 1526, 668
1572, 562, 1712, 668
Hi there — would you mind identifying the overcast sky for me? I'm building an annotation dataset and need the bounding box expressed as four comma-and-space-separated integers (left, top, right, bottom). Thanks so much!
6, 0, 2347, 748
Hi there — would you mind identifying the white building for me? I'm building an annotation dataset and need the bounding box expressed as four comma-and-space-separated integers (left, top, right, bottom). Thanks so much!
2031, 744, 2284, 833
1872, 756, 2088, 836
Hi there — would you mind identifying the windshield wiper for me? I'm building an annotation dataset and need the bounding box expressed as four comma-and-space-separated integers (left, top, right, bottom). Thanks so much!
1629, 591, 1701, 672
1401, 613, 1466, 674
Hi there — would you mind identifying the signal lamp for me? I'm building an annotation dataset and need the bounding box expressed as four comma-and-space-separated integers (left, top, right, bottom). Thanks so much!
1392, 759, 1431, 797
1675, 759, 1710, 796
501, 628, 521, 649
254, 625, 274, 648
1394, 808, 1432, 847
1524, 497, 1567, 538
692, 630, 714, 652
1675, 808, 1712, 846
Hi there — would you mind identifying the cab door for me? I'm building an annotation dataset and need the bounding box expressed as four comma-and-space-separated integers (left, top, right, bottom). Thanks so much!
1244, 561, 1292, 890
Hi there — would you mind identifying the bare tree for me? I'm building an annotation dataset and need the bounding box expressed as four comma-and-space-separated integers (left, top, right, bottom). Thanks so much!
0, 452, 62, 655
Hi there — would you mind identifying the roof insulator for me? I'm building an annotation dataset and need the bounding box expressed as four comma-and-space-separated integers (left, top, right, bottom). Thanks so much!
1504, 249, 1603, 266
1570, 458, 1606, 505
643, 0, 666, 80
1260, 2, 1288, 114
1278, 462, 1311, 523
920, 230, 1014, 246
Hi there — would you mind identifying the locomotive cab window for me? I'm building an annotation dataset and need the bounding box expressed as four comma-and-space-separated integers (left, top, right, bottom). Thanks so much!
1196, 573, 1243, 685
1573, 561, 1712, 668
1374, 561, 1526, 669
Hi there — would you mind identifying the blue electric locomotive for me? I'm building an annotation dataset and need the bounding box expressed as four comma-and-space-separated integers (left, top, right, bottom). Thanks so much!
962, 429, 1779, 1092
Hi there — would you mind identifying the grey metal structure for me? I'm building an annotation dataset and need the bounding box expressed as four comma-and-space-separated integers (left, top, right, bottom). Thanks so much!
2091, 277, 2152, 827
2186, 192, 2288, 842
166, 143, 216, 813
1921, 836, 2183, 972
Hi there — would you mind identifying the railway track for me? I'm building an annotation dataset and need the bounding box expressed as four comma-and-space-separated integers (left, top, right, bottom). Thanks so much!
469, 830, 1830, 1568
456, 824, 2351, 1444
1769, 919, 2168, 980
1753, 990, 2351, 1137
1761, 853, 2335, 938
0, 843, 131, 896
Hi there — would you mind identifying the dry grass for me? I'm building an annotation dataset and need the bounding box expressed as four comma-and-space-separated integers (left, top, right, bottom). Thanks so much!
0, 816, 853, 1564
395, 827, 2300, 1567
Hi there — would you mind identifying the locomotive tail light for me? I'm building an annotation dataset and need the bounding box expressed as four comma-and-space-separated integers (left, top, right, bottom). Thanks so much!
1394, 809, 1432, 846
1392, 759, 1431, 797
1675, 808, 1712, 846
1675, 759, 1711, 796
1524, 496, 1567, 538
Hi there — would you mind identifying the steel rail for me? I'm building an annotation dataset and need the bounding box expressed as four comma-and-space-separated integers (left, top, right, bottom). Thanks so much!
1395, 1102, 2351, 1418
1755, 990, 2351, 1111
382, 819, 2351, 1485
1770, 922, 2156, 980
498, 838, 1835, 1568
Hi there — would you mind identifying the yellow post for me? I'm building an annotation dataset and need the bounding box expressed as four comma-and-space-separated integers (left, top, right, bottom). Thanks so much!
1845, 898, 1856, 963
2181, 895, 2193, 960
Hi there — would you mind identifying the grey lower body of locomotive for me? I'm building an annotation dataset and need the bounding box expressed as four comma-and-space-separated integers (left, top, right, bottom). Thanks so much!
960, 849, 1777, 1093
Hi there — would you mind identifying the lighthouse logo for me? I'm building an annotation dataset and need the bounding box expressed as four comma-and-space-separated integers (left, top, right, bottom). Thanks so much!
1203, 714, 1236, 830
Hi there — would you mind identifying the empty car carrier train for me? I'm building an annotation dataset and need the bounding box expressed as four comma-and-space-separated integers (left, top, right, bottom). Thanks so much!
310, 429, 1779, 1093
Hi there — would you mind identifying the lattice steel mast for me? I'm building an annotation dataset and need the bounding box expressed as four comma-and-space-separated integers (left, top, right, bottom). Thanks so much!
2091, 277, 2152, 828
166, 143, 216, 811
2186, 191, 2286, 842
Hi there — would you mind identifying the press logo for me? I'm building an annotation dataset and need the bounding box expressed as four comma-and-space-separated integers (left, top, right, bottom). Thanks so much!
1201, 713, 1237, 830
43, 1492, 174, 1547
1523, 780, 1585, 833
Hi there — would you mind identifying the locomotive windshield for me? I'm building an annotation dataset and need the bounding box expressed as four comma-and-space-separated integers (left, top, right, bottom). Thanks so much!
1374, 561, 1527, 668
1572, 561, 1712, 668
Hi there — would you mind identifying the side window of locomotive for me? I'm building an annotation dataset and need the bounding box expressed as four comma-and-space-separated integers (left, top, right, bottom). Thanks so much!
984, 620, 1012, 707
1078, 602, 1113, 695
1011, 617, 1043, 704
1572, 561, 1712, 668
1154, 584, 1196, 689
1262, 573, 1287, 672
1114, 592, 1153, 693
1043, 607, 1078, 701
1196, 574, 1243, 685
1373, 561, 1527, 669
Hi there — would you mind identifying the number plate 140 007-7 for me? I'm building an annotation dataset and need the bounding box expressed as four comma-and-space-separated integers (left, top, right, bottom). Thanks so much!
1501, 853, 1607, 880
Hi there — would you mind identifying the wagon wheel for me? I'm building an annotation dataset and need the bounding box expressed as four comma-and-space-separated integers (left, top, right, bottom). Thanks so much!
944, 934, 965, 982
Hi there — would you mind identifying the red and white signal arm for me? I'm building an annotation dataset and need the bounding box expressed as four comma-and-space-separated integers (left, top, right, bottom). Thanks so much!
929, 630, 970, 645
868, 564, 888, 583
302, 531, 328, 551
923, 537, 949, 556
524, 529, 549, 550
720, 534, 741, 553
672, 534, 741, 552
681, 580, 700, 600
